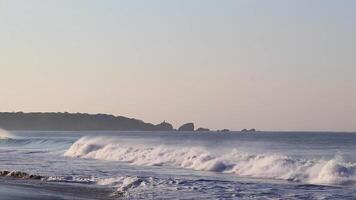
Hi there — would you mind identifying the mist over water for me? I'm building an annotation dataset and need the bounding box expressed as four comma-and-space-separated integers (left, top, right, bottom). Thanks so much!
1, 131, 356, 199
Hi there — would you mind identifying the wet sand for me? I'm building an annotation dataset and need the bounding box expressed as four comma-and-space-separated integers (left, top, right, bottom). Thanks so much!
0, 177, 116, 200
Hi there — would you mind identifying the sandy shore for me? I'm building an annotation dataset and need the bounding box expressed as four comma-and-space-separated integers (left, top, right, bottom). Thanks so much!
0, 177, 116, 200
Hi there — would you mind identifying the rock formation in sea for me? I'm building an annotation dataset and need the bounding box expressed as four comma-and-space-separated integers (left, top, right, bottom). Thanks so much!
241, 128, 256, 132
0, 170, 42, 180
196, 127, 210, 132
178, 123, 194, 131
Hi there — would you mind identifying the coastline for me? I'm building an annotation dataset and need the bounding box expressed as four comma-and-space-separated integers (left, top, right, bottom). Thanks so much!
0, 177, 115, 200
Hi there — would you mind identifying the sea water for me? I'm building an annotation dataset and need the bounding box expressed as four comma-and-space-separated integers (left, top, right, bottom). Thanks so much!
0, 130, 355, 199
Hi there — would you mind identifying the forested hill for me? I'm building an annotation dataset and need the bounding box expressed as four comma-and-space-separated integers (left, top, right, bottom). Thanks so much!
0, 112, 174, 131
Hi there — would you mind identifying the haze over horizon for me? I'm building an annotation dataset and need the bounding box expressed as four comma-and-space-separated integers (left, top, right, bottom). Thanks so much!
1, 0, 356, 131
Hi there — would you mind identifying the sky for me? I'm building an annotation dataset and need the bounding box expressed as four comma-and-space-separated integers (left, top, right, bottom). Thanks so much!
1, 0, 356, 131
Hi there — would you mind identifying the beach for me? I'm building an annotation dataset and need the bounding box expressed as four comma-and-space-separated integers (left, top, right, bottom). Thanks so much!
0, 177, 115, 200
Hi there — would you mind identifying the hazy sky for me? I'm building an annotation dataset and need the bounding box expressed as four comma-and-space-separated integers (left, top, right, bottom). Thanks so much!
1, 0, 356, 131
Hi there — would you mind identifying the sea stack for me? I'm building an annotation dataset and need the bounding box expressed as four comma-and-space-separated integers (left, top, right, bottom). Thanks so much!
241, 128, 256, 132
196, 127, 210, 132
178, 123, 194, 131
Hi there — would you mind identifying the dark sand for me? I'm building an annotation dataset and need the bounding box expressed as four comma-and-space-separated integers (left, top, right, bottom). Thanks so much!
0, 177, 116, 200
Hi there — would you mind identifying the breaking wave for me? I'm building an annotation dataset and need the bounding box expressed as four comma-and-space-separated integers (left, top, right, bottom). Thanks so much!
98, 176, 147, 194
0, 129, 15, 139
64, 136, 356, 186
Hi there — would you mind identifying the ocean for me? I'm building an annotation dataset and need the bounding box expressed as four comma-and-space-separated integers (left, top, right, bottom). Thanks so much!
0, 130, 355, 199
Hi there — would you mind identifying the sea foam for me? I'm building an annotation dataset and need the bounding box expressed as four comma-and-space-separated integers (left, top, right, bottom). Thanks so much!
65, 136, 356, 186
0, 129, 14, 139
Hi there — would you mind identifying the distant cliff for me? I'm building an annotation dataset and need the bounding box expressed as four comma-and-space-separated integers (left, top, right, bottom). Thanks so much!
0, 112, 174, 131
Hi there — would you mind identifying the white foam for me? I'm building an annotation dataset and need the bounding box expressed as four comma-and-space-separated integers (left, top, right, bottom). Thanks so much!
65, 136, 356, 186
0, 129, 14, 139
45, 175, 96, 183
97, 176, 147, 193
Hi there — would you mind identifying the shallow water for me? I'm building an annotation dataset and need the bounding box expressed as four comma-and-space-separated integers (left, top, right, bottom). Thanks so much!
1, 130, 356, 199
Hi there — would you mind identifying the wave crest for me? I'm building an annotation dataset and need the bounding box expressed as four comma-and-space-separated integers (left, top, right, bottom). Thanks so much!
64, 136, 356, 186
0, 129, 14, 139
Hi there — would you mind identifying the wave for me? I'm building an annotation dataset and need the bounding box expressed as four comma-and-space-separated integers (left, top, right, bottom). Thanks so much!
98, 176, 146, 194
64, 136, 356, 186
45, 174, 160, 196
0, 136, 74, 151
97, 175, 190, 197
0, 129, 15, 139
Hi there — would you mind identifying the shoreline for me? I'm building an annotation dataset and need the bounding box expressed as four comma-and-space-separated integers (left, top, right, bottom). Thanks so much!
0, 177, 115, 200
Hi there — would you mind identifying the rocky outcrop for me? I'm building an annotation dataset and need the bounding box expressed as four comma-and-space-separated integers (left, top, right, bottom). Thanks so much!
196, 127, 210, 132
155, 121, 174, 131
178, 123, 194, 131
0, 170, 43, 180
241, 128, 256, 132
218, 129, 230, 132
